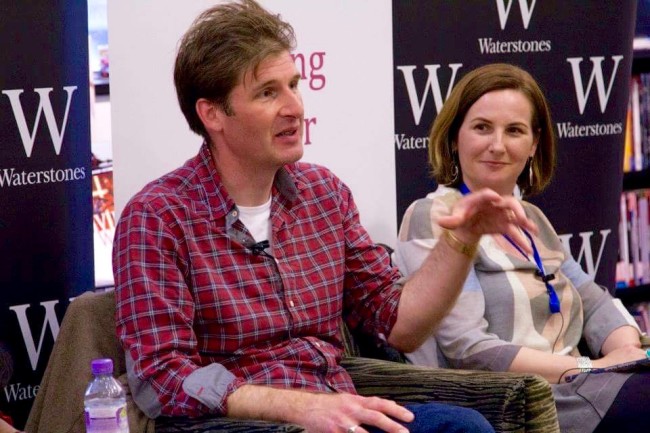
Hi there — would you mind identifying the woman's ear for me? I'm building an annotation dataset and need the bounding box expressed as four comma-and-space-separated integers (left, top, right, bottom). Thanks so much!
531, 129, 540, 157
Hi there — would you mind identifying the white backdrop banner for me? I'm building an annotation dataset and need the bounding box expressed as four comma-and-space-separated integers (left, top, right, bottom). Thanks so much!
109, 0, 397, 248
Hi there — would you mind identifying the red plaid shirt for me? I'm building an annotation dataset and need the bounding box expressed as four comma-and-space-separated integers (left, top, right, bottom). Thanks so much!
114, 144, 402, 417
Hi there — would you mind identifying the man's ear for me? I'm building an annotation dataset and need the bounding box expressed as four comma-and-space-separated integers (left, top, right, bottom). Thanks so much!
196, 98, 223, 132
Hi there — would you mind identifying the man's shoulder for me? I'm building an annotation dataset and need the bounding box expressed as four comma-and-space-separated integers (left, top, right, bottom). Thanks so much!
126, 153, 207, 211
288, 161, 337, 179
286, 161, 345, 189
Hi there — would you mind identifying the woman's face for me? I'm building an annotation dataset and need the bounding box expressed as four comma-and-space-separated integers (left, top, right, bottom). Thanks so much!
456, 88, 538, 196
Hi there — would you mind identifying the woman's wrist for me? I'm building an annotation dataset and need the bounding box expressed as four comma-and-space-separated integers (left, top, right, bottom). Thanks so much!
576, 356, 593, 372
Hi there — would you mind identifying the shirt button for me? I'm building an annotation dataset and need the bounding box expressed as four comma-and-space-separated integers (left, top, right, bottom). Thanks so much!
232, 210, 238, 217
289, 300, 295, 307
315, 342, 321, 347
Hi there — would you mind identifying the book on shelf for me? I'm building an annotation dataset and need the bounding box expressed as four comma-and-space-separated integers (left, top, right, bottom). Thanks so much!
617, 190, 650, 288
629, 302, 650, 334
624, 98, 633, 173
625, 73, 650, 172
640, 194, 650, 283
618, 194, 631, 286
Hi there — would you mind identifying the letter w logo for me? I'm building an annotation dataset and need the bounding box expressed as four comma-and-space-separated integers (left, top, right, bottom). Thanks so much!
558, 229, 611, 278
2, 86, 77, 157
9, 300, 61, 371
396, 64, 463, 126
567, 56, 623, 114
495, 0, 537, 30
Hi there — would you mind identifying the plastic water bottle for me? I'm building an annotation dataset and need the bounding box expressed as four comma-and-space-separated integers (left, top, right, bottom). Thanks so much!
84, 358, 130, 433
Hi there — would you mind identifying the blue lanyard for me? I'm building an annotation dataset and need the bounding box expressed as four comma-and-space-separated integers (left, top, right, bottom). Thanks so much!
459, 184, 560, 314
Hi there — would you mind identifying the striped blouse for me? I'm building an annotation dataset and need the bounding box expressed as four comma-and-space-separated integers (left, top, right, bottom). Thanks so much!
395, 185, 639, 433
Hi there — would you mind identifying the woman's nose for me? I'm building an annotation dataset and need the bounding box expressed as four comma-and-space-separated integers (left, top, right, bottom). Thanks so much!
489, 131, 506, 152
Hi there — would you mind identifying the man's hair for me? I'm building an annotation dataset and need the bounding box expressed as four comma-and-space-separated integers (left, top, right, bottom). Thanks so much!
428, 63, 556, 196
174, 0, 296, 140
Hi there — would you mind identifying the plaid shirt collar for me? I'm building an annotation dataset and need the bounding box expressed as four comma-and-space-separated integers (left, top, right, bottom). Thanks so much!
195, 143, 300, 226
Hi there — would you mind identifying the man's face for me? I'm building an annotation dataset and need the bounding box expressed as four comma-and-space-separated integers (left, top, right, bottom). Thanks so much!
213, 51, 305, 174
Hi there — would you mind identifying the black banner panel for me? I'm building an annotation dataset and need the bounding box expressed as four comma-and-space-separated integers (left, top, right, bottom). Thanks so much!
393, 1, 637, 289
0, 2, 93, 427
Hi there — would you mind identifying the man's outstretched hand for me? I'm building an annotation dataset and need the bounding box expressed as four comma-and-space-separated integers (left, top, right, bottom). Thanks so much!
438, 188, 537, 255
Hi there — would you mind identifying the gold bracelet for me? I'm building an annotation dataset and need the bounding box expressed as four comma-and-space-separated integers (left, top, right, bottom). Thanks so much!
442, 229, 478, 258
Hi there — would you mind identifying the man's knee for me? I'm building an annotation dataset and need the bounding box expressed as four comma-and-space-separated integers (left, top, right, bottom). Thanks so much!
405, 402, 495, 433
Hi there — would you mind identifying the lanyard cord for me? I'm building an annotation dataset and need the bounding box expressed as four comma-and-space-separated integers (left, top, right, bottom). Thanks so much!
458, 184, 560, 313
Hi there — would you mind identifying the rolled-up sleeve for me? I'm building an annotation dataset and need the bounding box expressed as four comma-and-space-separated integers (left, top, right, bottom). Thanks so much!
114, 199, 243, 417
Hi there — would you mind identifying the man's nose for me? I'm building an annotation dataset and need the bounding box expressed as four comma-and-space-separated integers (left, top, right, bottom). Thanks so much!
279, 88, 304, 118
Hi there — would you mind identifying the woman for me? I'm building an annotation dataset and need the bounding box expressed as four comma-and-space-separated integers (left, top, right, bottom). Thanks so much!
395, 63, 650, 433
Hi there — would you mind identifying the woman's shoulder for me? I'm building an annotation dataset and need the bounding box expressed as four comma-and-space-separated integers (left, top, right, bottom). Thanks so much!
404, 186, 460, 217
399, 186, 461, 240
521, 200, 554, 227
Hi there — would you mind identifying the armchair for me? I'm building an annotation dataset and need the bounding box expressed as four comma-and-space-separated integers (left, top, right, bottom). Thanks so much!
25, 290, 559, 433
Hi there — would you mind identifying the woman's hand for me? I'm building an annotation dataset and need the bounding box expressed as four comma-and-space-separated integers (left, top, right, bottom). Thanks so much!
592, 345, 648, 369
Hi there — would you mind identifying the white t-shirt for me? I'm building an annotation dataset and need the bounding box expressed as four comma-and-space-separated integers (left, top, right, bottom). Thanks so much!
237, 197, 272, 246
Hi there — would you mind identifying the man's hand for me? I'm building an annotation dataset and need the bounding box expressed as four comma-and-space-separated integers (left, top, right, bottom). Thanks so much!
438, 188, 538, 255
298, 393, 412, 433
227, 385, 412, 433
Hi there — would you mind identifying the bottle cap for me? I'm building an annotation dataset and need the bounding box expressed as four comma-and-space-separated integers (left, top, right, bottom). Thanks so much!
91, 358, 114, 375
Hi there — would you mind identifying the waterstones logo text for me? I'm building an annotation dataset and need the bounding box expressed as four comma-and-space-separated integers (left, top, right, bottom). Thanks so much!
2, 298, 71, 403
395, 134, 429, 151
0, 167, 86, 187
478, 38, 550, 54
556, 122, 623, 139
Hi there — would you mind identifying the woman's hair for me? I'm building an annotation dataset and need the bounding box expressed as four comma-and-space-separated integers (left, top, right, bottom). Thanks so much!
428, 63, 556, 196
174, 0, 296, 140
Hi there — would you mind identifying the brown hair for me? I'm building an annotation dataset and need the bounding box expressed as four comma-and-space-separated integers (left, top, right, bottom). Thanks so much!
174, 0, 296, 140
428, 63, 556, 196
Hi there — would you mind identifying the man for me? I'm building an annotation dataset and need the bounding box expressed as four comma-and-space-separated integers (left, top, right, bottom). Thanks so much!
113, 1, 536, 432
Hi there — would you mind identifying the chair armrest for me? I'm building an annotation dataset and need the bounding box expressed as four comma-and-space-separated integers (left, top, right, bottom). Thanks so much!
25, 290, 155, 433
342, 357, 559, 433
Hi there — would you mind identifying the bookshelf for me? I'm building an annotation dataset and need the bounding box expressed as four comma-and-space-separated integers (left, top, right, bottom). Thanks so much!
616, 283, 650, 305
615, 46, 650, 315
622, 167, 650, 191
